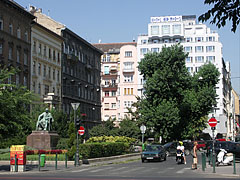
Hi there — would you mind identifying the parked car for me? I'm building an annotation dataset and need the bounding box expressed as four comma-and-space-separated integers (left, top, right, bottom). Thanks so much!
207, 141, 240, 159
163, 141, 192, 156
141, 144, 167, 162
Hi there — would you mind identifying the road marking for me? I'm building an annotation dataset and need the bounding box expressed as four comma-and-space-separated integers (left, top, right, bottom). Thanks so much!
176, 167, 188, 174
120, 167, 144, 173
90, 166, 114, 173
71, 168, 92, 172
109, 166, 128, 172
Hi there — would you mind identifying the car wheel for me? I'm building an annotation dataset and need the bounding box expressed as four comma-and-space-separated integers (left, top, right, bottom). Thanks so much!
166, 151, 170, 157
142, 159, 146, 163
185, 149, 190, 156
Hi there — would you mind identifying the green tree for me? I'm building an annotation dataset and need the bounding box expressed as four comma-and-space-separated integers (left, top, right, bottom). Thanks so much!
117, 117, 141, 139
137, 45, 219, 143
199, 0, 240, 32
0, 67, 36, 148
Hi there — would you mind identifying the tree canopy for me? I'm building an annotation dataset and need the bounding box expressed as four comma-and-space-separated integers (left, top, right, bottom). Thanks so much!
137, 45, 220, 143
0, 67, 36, 148
199, 0, 240, 32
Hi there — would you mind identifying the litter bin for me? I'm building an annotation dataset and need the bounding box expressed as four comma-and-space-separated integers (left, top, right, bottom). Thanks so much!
40, 154, 46, 167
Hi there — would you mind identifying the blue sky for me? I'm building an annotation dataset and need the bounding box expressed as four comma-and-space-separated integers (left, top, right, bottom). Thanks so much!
16, 0, 240, 94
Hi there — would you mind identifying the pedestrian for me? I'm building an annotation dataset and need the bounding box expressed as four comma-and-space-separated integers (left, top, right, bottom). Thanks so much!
192, 141, 198, 170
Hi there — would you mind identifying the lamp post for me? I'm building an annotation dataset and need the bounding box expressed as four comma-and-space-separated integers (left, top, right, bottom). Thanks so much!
71, 103, 80, 166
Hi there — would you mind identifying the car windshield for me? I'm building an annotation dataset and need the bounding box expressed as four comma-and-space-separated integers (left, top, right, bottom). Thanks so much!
163, 142, 172, 148
145, 145, 162, 151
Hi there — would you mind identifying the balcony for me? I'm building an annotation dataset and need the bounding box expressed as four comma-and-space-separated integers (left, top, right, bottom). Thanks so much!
110, 66, 117, 72
123, 68, 134, 73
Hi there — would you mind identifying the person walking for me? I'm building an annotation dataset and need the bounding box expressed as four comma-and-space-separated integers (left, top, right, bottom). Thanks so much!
192, 141, 198, 169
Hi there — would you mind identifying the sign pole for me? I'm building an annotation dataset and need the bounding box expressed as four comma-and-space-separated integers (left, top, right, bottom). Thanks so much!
140, 125, 146, 151
212, 127, 216, 173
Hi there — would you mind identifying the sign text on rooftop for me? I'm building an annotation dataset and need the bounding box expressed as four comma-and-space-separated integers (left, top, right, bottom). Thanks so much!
151, 16, 182, 23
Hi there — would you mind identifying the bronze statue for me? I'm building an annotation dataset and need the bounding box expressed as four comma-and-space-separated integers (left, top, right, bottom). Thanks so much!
36, 108, 54, 131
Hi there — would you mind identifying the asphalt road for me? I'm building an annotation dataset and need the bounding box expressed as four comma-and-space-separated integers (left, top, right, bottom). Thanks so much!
0, 155, 239, 180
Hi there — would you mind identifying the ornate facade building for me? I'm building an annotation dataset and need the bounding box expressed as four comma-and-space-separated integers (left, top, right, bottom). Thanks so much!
0, 0, 34, 88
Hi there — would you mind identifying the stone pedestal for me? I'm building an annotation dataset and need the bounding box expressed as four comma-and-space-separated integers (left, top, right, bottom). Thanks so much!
27, 131, 59, 150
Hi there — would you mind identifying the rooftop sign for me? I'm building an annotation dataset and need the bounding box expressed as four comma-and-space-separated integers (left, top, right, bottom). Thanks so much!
151, 16, 182, 23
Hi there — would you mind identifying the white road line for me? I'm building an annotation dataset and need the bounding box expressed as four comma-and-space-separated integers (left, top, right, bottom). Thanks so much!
176, 167, 189, 174
90, 166, 114, 173
71, 168, 92, 172
120, 167, 144, 173
109, 166, 128, 172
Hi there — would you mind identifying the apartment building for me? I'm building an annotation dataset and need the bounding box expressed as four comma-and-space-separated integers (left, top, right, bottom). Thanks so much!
30, 7, 102, 133
137, 15, 232, 138
94, 42, 138, 125
0, 0, 34, 88
31, 22, 63, 109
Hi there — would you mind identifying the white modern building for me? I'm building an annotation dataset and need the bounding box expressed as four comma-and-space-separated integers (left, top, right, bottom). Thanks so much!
137, 15, 233, 139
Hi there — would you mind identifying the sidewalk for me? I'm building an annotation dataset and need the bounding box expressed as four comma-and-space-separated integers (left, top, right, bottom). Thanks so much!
0, 153, 141, 174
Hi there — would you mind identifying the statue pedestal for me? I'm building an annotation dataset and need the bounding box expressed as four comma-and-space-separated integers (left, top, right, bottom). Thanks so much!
27, 131, 59, 150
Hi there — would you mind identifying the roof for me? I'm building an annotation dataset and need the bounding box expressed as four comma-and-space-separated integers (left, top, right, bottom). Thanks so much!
1, 0, 35, 19
93, 42, 137, 53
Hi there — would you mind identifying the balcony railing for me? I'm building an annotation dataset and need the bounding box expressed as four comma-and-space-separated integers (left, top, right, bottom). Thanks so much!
123, 68, 134, 73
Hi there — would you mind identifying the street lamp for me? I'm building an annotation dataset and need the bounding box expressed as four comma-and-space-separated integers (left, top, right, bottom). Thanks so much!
71, 102, 80, 166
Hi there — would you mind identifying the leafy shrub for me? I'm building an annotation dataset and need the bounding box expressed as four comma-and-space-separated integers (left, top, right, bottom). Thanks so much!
87, 136, 136, 144
56, 138, 69, 150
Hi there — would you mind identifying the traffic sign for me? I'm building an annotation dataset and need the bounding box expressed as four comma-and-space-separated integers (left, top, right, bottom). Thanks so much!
78, 126, 85, 135
140, 125, 146, 134
71, 103, 80, 110
208, 118, 217, 127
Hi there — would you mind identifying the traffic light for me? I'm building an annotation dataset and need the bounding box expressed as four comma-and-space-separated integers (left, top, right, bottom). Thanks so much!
75, 117, 80, 128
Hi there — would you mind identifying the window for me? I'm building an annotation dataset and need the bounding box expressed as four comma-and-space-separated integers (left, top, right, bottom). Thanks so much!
151, 48, 159, 53
125, 51, 132, 57
123, 62, 133, 71
57, 52, 60, 63
141, 39, 147, 44
112, 91, 116, 96
164, 39, 169, 43
124, 88, 133, 95
33, 61, 36, 74
105, 91, 109, 97
43, 65, 46, 77
206, 56, 215, 63
185, 37, 192, 42
140, 48, 148, 55
16, 49, 20, 63
186, 57, 192, 63
32, 81, 36, 93
48, 67, 51, 79
24, 52, 28, 65
16, 74, 20, 86
153, 39, 159, 43
151, 25, 159, 35
104, 66, 109, 75
124, 75, 133, 82
195, 37, 203, 42
24, 75, 27, 87
195, 46, 204, 52
24, 31, 28, 41
0, 18, 3, 30
8, 46, 13, 60
162, 25, 170, 35
206, 46, 215, 52
111, 103, 116, 109
38, 43, 42, 54
0, 43, 2, 54
206, 36, 215, 42
33, 41, 36, 52
43, 45, 46, 56
17, 27, 21, 38
53, 69, 55, 80
104, 103, 109, 109
38, 63, 41, 75
184, 46, 192, 53
124, 101, 133, 108
38, 83, 41, 94
44, 85, 49, 95
9, 23, 13, 34
53, 50, 56, 60
172, 24, 181, 34
187, 67, 193, 73
49, 48, 51, 59
57, 70, 60, 81
195, 56, 204, 63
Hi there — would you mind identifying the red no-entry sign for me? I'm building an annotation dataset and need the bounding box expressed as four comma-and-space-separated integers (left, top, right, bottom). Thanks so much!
208, 118, 217, 127
78, 126, 85, 135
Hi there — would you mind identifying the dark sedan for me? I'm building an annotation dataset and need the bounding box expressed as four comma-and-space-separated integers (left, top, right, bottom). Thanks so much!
141, 144, 167, 162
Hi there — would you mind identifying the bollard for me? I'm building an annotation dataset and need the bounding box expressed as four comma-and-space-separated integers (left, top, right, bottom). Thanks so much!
212, 153, 216, 173
38, 153, 41, 171
74, 154, 76, 167
233, 153, 236, 174
55, 153, 58, 170
201, 153, 206, 171
65, 153, 67, 169
14, 154, 18, 172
